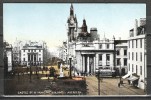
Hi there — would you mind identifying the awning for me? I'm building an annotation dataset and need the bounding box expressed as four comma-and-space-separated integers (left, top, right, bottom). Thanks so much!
122, 72, 131, 79
127, 75, 139, 81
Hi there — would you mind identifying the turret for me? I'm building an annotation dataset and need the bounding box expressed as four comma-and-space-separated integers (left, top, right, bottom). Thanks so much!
82, 19, 87, 32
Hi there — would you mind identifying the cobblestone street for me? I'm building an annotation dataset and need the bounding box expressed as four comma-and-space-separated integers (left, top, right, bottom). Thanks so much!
86, 76, 146, 95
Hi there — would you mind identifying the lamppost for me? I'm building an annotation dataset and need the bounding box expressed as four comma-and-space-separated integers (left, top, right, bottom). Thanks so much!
98, 67, 101, 95
69, 57, 72, 79
118, 59, 122, 87
29, 60, 32, 83
113, 36, 116, 71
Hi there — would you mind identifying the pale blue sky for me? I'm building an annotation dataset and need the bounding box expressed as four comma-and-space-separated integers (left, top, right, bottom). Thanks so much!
3, 3, 146, 51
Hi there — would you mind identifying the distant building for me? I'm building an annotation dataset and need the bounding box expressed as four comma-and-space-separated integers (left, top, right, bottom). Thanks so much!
21, 42, 44, 66
115, 40, 128, 75
58, 42, 67, 63
62, 41, 68, 64
12, 40, 24, 65
128, 18, 146, 89
13, 40, 48, 67
4, 41, 13, 72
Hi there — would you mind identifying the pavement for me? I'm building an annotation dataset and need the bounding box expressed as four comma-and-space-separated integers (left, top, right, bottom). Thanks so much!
86, 76, 146, 95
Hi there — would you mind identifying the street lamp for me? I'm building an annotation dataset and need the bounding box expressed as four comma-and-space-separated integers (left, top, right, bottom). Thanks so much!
29, 60, 32, 83
69, 57, 72, 79
118, 59, 123, 87
98, 67, 101, 95
113, 36, 116, 71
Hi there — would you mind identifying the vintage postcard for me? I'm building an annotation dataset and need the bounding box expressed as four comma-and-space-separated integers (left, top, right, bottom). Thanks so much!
3, 3, 146, 96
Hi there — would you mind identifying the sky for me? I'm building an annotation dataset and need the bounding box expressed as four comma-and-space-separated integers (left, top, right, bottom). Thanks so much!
3, 3, 146, 52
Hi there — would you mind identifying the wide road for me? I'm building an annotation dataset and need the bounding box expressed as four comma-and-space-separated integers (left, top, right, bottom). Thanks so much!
86, 76, 146, 95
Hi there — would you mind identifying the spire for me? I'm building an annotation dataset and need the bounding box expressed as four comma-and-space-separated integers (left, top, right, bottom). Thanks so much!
82, 18, 87, 32
82, 18, 87, 27
70, 3, 74, 16
74, 14, 77, 23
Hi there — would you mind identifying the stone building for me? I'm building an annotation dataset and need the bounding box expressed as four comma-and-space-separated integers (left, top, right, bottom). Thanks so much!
4, 41, 13, 72
66, 4, 117, 75
75, 38, 115, 75
21, 41, 44, 66
115, 40, 128, 75
128, 18, 146, 89
13, 40, 48, 67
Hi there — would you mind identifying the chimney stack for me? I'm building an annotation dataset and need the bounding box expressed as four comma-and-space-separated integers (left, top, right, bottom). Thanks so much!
134, 19, 138, 36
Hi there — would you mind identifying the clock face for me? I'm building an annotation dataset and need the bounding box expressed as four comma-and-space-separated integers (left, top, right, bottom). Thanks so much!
70, 18, 74, 25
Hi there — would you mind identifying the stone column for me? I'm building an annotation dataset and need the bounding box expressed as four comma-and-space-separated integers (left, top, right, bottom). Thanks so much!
87, 55, 90, 74
83, 55, 85, 73
82, 55, 83, 73
32, 54, 34, 62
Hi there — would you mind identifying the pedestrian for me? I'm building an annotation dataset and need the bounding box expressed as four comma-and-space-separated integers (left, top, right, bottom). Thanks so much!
118, 82, 120, 87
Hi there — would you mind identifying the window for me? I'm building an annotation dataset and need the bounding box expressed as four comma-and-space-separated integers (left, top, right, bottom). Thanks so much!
34, 55, 36, 61
31, 55, 33, 61
140, 39, 142, 48
124, 58, 127, 66
144, 39, 146, 49
129, 52, 130, 60
117, 50, 120, 55
34, 50, 36, 52
106, 54, 110, 61
28, 50, 30, 52
98, 54, 102, 66
129, 64, 130, 71
106, 54, 110, 66
106, 44, 109, 49
132, 52, 134, 60
140, 66, 142, 75
129, 41, 130, 48
99, 54, 102, 61
39, 50, 41, 52
136, 53, 137, 61
39, 58, 41, 61
31, 49, 33, 52
28, 55, 30, 61
132, 64, 134, 72
23, 58, 25, 61
124, 50, 127, 56
24, 50, 25, 52
132, 40, 134, 48
136, 40, 137, 48
136, 65, 138, 74
117, 58, 120, 66
99, 44, 102, 49
140, 52, 142, 61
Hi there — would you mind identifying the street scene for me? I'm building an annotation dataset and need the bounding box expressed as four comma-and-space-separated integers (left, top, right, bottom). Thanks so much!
3, 3, 146, 95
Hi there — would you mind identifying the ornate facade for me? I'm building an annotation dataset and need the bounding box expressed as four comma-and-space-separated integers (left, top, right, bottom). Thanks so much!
66, 4, 117, 75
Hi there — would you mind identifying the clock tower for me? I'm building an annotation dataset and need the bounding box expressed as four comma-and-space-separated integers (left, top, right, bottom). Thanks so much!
67, 4, 78, 42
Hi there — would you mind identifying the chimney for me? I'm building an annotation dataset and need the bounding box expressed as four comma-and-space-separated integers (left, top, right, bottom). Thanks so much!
134, 19, 138, 36
140, 18, 146, 26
